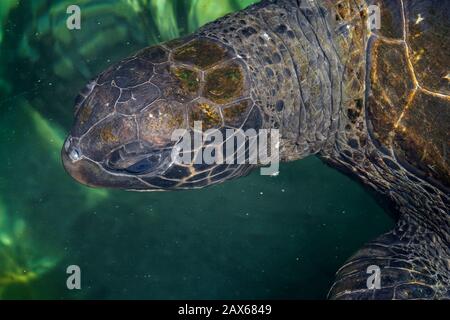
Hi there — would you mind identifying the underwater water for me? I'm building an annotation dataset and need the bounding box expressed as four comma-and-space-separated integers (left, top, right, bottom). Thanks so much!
0, 0, 393, 299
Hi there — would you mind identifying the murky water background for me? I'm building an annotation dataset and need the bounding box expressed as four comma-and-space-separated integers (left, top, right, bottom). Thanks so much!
0, 0, 392, 299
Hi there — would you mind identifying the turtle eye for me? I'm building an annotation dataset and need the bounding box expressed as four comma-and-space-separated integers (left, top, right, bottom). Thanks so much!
105, 142, 172, 175
125, 155, 161, 174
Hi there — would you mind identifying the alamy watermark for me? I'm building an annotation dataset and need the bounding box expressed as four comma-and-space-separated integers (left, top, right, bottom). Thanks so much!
367, 5, 381, 31
366, 265, 381, 290
66, 3, 382, 32
66, 265, 81, 290
66, 5, 81, 30
171, 121, 280, 176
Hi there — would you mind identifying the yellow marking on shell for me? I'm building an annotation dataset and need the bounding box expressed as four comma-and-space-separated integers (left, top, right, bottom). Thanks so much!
100, 127, 119, 143
415, 14, 425, 25
420, 87, 450, 100
190, 103, 221, 128
370, 41, 380, 84
375, 0, 450, 143
376, 34, 404, 45
380, 90, 394, 109
199, 103, 221, 123
413, 48, 425, 63
394, 90, 416, 129
400, 0, 421, 88
444, 73, 450, 82
399, 0, 450, 100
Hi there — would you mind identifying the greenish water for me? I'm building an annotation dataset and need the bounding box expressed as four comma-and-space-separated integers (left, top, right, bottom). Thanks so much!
0, 0, 393, 299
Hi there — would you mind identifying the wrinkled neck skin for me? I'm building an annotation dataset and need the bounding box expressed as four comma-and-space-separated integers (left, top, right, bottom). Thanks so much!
196, 0, 345, 161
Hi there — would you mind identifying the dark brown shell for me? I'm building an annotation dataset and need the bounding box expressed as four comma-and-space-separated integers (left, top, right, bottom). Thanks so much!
366, 0, 450, 187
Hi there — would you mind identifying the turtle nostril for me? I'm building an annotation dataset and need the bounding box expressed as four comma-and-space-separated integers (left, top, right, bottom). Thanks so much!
65, 137, 82, 162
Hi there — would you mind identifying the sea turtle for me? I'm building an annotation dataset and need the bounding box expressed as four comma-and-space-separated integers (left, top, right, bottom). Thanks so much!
61, 0, 449, 299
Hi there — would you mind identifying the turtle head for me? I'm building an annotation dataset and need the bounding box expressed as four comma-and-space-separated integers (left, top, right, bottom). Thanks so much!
62, 37, 264, 191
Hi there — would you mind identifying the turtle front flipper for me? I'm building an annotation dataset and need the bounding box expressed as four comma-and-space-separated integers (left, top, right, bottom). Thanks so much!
328, 218, 450, 300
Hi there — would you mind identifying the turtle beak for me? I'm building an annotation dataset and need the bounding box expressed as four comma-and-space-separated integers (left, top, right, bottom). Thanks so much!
61, 136, 100, 188
61, 145, 98, 188
61, 136, 153, 190
61, 151, 86, 186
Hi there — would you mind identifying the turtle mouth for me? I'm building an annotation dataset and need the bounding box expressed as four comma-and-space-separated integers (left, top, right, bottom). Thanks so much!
61, 136, 103, 188
61, 147, 100, 188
